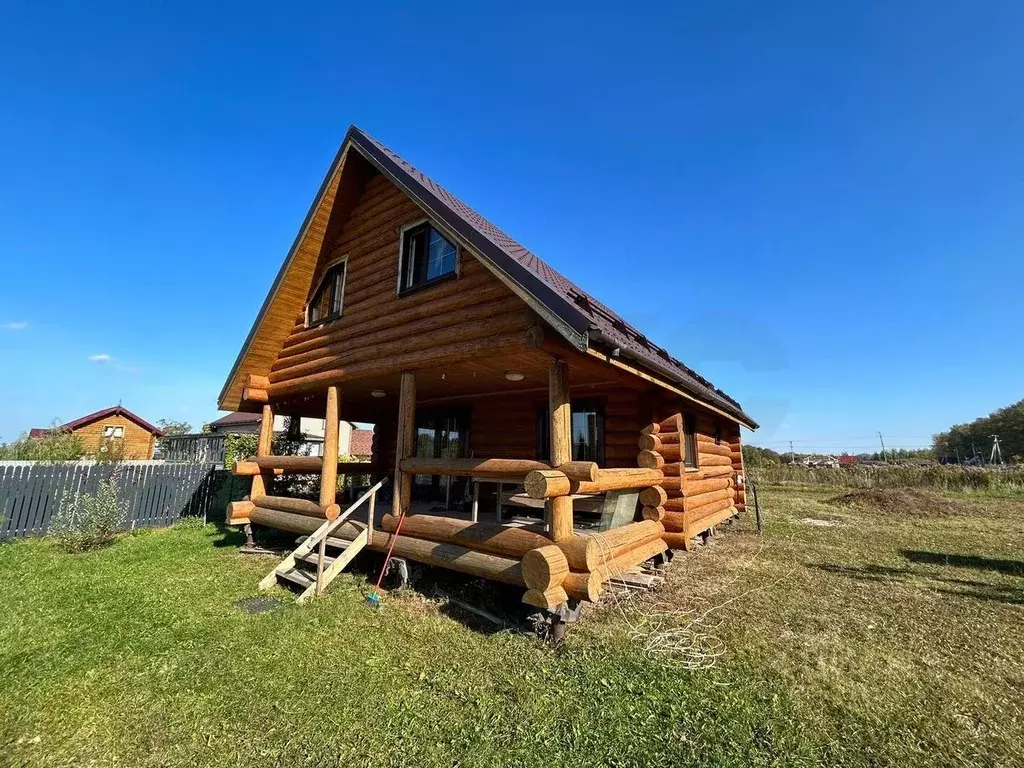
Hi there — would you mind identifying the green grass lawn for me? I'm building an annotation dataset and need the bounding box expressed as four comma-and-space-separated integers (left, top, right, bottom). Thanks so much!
1, 487, 1022, 767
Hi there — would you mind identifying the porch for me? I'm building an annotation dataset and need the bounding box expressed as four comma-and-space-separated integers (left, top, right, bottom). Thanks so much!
225, 341, 741, 608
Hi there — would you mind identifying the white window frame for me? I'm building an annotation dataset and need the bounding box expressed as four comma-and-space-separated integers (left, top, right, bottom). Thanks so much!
396, 218, 461, 296
102, 425, 125, 439
305, 255, 348, 328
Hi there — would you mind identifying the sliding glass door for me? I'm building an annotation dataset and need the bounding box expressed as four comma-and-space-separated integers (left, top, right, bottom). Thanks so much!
412, 407, 471, 506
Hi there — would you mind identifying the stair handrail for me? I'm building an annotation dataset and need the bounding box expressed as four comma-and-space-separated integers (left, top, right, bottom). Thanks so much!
312, 476, 389, 595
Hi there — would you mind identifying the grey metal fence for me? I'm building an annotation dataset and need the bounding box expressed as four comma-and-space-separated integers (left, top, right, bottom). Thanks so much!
157, 434, 228, 465
0, 461, 245, 540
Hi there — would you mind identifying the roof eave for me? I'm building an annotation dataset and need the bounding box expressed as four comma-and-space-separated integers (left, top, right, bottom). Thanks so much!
589, 329, 759, 430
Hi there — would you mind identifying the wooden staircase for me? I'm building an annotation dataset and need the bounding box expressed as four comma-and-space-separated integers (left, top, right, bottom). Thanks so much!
259, 477, 386, 603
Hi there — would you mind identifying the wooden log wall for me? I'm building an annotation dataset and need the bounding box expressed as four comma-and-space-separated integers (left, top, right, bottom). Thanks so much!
641, 409, 742, 550
267, 174, 531, 398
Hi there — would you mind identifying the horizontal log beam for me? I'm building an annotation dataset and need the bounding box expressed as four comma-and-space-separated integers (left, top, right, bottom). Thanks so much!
697, 453, 732, 468
400, 457, 552, 478
266, 329, 531, 398
698, 465, 733, 478
698, 442, 733, 459
685, 506, 738, 539
376, 533, 525, 587
595, 537, 667, 579
525, 467, 664, 499
685, 477, 733, 496
593, 520, 665, 554
257, 495, 339, 519
379, 513, 548, 559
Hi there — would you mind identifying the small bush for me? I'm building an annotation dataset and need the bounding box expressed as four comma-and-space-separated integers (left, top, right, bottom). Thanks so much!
50, 479, 128, 552
0, 423, 85, 461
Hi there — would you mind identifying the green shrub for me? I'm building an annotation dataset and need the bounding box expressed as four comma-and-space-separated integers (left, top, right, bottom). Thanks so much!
0, 423, 85, 461
223, 433, 259, 470
50, 478, 128, 552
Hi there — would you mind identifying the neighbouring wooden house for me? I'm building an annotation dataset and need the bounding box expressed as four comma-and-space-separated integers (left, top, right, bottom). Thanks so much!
222, 126, 757, 613
206, 412, 371, 458
31, 406, 163, 459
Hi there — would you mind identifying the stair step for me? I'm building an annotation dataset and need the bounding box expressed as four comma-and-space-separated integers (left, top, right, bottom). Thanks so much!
296, 552, 336, 567
277, 568, 314, 589
325, 535, 356, 549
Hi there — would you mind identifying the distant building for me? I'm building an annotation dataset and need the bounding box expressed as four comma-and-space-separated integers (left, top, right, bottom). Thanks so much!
205, 412, 372, 458
30, 405, 163, 459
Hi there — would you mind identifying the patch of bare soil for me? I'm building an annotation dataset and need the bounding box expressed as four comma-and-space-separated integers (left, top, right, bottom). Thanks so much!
826, 488, 974, 518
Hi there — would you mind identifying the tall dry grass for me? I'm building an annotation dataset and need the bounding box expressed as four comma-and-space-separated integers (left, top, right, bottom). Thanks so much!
749, 464, 1024, 495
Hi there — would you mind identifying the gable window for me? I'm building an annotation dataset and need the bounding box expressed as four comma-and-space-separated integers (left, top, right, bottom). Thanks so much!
102, 425, 124, 439
307, 260, 346, 326
536, 399, 604, 464
683, 413, 698, 468
399, 222, 457, 293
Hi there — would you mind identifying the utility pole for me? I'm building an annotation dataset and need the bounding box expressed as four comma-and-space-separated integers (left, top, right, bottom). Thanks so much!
990, 435, 1004, 466
789, 440, 795, 465
878, 432, 887, 463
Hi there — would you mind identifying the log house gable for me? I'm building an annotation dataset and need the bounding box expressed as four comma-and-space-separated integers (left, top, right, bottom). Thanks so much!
218, 126, 756, 429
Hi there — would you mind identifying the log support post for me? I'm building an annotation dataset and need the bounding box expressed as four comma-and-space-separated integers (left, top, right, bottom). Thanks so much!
547, 358, 573, 542
393, 372, 417, 517
320, 386, 339, 507
251, 404, 274, 500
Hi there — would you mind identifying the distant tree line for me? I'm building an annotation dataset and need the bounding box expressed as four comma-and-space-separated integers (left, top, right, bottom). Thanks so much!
932, 399, 1023, 464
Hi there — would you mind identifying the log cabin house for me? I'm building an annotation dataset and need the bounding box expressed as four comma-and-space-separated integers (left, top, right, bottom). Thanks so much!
221, 126, 757, 612
30, 405, 164, 459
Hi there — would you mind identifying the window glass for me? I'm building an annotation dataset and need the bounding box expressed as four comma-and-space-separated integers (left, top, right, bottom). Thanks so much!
308, 261, 346, 325
537, 400, 604, 463
426, 229, 457, 281
684, 413, 698, 468
401, 223, 457, 291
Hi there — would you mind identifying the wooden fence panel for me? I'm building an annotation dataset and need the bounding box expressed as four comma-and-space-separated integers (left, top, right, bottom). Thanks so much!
0, 461, 243, 540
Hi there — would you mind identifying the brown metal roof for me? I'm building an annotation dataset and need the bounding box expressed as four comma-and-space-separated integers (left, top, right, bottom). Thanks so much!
208, 412, 263, 428
348, 127, 756, 428
33, 406, 164, 437
348, 428, 374, 458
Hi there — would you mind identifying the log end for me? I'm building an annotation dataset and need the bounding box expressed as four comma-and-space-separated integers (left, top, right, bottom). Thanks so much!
522, 586, 569, 610
642, 505, 666, 522
522, 545, 570, 591
637, 450, 665, 470
524, 469, 570, 500
225, 500, 254, 525
638, 485, 668, 507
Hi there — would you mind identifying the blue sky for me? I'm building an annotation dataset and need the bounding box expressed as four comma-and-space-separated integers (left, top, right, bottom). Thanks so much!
1, 1, 1021, 453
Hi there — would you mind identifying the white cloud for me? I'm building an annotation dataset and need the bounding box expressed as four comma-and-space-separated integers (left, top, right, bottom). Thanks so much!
89, 353, 113, 363
3, 321, 28, 330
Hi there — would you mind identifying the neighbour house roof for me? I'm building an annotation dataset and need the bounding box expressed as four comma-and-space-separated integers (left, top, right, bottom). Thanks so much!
207, 412, 263, 429
30, 406, 164, 438
220, 126, 756, 429
348, 428, 374, 457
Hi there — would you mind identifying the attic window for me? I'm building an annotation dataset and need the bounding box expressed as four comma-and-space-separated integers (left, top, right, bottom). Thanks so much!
307, 260, 346, 326
102, 425, 124, 439
399, 222, 458, 293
